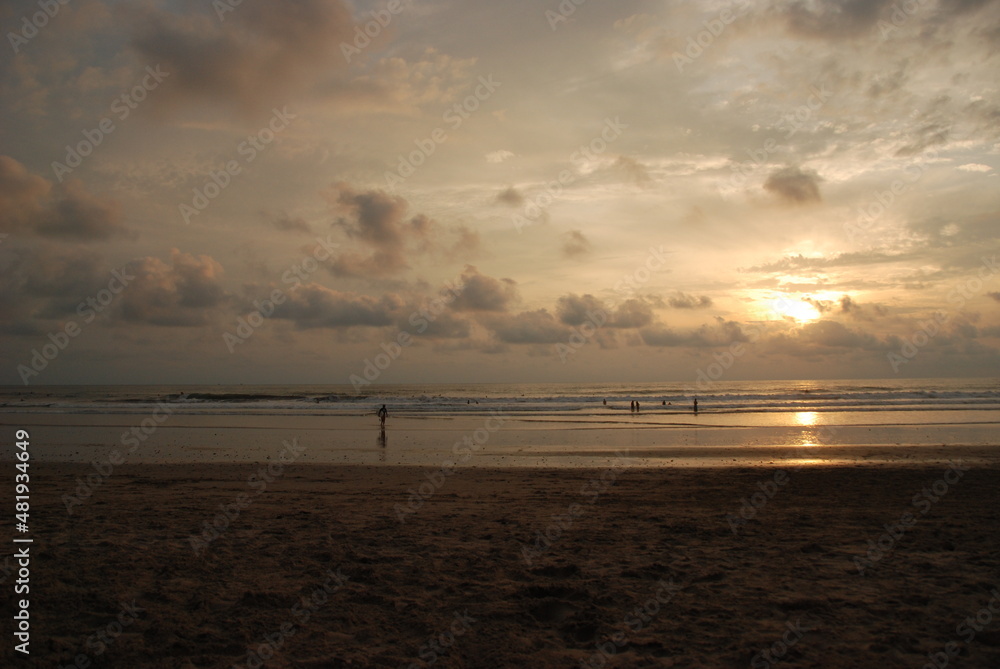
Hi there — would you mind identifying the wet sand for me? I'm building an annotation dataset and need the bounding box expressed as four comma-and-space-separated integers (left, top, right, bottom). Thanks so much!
5, 412, 1000, 467
3, 461, 1000, 667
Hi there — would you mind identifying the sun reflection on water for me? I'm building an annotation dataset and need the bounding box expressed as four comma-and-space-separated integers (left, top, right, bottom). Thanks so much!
795, 411, 818, 426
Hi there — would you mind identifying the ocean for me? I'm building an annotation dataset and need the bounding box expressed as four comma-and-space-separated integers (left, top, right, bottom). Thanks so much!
2, 378, 998, 418
3, 379, 998, 465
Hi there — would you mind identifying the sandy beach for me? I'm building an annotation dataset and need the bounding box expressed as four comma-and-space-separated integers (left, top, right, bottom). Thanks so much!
4, 461, 1000, 668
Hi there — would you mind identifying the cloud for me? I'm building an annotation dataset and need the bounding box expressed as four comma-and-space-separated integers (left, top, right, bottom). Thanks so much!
792, 320, 888, 350
495, 186, 524, 206
118, 250, 229, 326
0, 156, 129, 240
611, 298, 654, 328
957, 163, 993, 172
398, 306, 471, 339
989, 292, 1000, 302
556, 294, 606, 326
763, 166, 822, 204
326, 184, 433, 277
445, 224, 481, 260
837, 295, 889, 319
450, 265, 518, 312
16, 248, 106, 300
556, 294, 654, 329
486, 309, 569, 344
0, 156, 50, 232
128, 0, 354, 116
742, 251, 915, 274
894, 123, 950, 157
614, 155, 652, 186
353, 49, 480, 111
0, 244, 109, 322
486, 150, 515, 164
778, 0, 894, 39
667, 291, 713, 309
562, 230, 591, 258
269, 214, 312, 234
802, 295, 889, 320
270, 284, 399, 329
39, 179, 129, 240
640, 319, 748, 348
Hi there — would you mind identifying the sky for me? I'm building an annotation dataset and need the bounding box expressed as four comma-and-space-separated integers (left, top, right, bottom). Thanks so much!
1, 0, 999, 386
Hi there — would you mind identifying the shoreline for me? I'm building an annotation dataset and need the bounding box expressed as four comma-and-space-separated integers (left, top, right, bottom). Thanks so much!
3, 411, 999, 468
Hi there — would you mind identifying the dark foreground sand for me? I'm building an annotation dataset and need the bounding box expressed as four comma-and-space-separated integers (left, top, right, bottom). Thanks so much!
4, 463, 1000, 668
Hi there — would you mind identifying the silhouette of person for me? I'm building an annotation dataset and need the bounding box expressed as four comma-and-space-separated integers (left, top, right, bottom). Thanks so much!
630, 400, 635, 413
693, 398, 698, 413
603, 398, 607, 406
377, 404, 388, 427
635, 401, 640, 413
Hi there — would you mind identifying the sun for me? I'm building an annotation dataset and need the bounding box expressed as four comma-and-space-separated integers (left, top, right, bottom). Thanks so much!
768, 296, 821, 323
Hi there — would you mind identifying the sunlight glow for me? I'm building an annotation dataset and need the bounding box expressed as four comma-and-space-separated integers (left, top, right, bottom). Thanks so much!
787, 458, 825, 466
795, 411, 818, 427
769, 298, 821, 323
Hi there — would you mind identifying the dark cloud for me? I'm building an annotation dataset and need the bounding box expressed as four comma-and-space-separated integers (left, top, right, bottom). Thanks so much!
753, 320, 893, 357
556, 294, 653, 329
332, 184, 410, 247
778, 0, 894, 39
0, 244, 108, 321
271, 284, 399, 329
17, 248, 107, 300
0, 156, 129, 240
747, 314, 997, 361
37, 179, 129, 240
794, 320, 888, 350
803, 296, 834, 314
801, 294, 890, 320
128, 0, 353, 116
449, 265, 518, 312
638, 326, 690, 347
989, 292, 1000, 302
562, 230, 591, 258
923, 0, 1000, 42
398, 307, 471, 339
640, 319, 748, 347
838, 295, 889, 319
326, 184, 434, 277
495, 186, 524, 207
556, 294, 606, 326
269, 214, 312, 234
763, 166, 822, 204
611, 299, 654, 328
667, 291, 713, 309
486, 309, 569, 344
118, 250, 230, 326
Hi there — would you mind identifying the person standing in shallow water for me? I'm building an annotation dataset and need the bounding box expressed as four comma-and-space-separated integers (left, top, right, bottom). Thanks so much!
693, 398, 698, 413
377, 404, 388, 428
